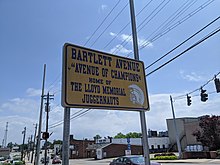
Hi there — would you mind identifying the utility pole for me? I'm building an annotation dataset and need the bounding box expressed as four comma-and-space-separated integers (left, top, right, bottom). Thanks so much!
31, 123, 37, 163
21, 127, 26, 161
44, 92, 54, 165
29, 135, 33, 161
35, 64, 46, 165
129, 0, 150, 165
170, 96, 182, 159
27, 137, 31, 161
2, 122, 8, 148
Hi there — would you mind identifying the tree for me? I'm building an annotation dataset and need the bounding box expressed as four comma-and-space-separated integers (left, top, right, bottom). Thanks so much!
51, 140, 62, 149
114, 132, 142, 139
126, 132, 142, 138
193, 115, 220, 151
93, 134, 102, 141
114, 132, 126, 139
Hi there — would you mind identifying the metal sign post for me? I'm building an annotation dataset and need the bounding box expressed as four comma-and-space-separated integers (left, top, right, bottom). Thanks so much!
62, 107, 70, 165
129, 0, 150, 165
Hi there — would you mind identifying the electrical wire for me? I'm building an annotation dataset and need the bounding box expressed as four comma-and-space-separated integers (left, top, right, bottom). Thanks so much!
145, 16, 220, 70
137, 0, 171, 32
174, 72, 220, 100
90, 2, 129, 47
124, 0, 198, 58
140, 0, 197, 51
49, 109, 84, 128
103, 0, 154, 49
84, 0, 121, 46
49, 109, 91, 129
146, 26, 220, 77
112, 0, 171, 55
155, 0, 197, 37
139, 0, 215, 50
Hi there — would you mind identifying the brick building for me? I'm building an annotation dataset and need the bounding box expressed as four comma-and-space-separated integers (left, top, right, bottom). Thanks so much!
69, 135, 95, 159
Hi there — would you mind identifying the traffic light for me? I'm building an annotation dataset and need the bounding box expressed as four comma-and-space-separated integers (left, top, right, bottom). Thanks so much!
42, 132, 49, 140
187, 94, 192, 106
200, 88, 208, 102
214, 77, 220, 93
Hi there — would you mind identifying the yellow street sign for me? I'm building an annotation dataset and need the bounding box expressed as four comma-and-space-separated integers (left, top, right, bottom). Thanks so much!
62, 43, 149, 111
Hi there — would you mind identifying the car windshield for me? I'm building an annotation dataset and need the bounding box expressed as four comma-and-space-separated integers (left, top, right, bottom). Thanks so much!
130, 156, 144, 164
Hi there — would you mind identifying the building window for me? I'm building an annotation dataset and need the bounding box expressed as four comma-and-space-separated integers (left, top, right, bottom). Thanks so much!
151, 145, 154, 149
162, 145, 165, 149
157, 145, 160, 149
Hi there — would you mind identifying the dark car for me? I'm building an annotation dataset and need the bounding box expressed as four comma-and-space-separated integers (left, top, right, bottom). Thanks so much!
109, 155, 161, 165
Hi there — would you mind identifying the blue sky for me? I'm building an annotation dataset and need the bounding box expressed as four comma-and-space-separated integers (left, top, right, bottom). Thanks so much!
0, 0, 220, 144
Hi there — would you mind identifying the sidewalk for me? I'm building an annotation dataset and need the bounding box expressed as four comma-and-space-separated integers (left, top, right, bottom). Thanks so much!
156, 158, 220, 164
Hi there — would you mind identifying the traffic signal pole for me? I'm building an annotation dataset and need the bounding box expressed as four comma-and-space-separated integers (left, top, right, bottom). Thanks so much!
170, 96, 182, 159
129, 1, 150, 165
35, 64, 46, 165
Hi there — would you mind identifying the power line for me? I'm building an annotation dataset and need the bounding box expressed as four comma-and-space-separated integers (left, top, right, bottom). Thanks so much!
49, 109, 84, 128
113, 0, 171, 54
103, 0, 154, 49
146, 26, 220, 77
138, 0, 215, 51
90, 2, 129, 47
137, 0, 171, 32
174, 72, 220, 100
141, 0, 197, 49
47, 74, 61, 92
155, 0, 197, 37
145, 16, 220, 70
49, 109, 91, 129
84, 0, 121, 46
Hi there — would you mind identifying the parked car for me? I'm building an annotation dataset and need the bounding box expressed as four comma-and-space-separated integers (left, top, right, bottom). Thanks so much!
52, 157, 61, 164
109, 155, 161, 165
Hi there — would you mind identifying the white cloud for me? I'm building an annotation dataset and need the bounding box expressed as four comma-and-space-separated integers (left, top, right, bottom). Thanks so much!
1, 98, 39, 115
98, 4, 108, 13
180, 70, 205, 82
109, 32, 153, 48
26, 88, 42, 97
110, 44, 132, 55
109, 32, 117, 37
2, 90, 220, 143
101, 4, 107, 11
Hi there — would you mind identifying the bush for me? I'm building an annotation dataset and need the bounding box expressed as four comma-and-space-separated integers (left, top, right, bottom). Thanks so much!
151, 153, 178, 160
216, 149, 220, 158
14, 161, 25, 165
151, 155, 177, 160
0, 162, 12, 165
154, 152, 176, 158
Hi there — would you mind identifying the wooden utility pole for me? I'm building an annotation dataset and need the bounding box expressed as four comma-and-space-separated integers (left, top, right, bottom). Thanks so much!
31, 124, 37, 163
21, 127, 26, 161
44, 92, 54, 165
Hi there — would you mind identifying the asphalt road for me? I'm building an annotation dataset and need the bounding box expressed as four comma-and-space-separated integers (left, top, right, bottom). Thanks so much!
28, 158, 220, 165
67, 158, 220, 165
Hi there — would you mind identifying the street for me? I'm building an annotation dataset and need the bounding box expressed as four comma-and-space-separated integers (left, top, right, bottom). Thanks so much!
27, 157, 220, 165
